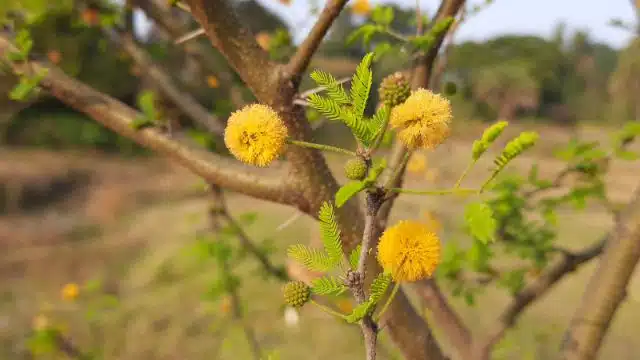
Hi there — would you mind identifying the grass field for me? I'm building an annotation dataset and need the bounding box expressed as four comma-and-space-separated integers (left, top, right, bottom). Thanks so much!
1, 121, 639, 359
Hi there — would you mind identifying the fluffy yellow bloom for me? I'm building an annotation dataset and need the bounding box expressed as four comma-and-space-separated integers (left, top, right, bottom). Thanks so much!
224, 104, 288, 167
407, 152, 427, 174
351, 0, 371, 16
377, 220, 441, 282
61, 283, 79, 301
390, 88, 452, 150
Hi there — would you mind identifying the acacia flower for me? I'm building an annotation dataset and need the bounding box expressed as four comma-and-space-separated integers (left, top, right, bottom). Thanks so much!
390, 88, 452, 150
377, 220, 441, 282
351, 0, 371, 16
224, 104, 288, 167
61, 283, 79, 301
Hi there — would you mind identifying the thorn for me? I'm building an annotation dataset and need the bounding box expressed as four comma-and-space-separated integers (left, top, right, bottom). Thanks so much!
175, 28, 205, 45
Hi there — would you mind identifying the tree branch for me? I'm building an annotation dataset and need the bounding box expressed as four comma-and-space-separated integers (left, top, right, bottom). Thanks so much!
472, 238, 607, 360
413, 278, 473, 359
184, 0, 280, 102
285, 0, 349, 81
0, 34, 296, 207
560, 185, 640, 360
106, 29, 225, 134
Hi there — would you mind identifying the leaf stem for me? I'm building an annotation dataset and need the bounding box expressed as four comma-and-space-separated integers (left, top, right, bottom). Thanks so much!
383, 151, 411, 190
374, 281, 401, 323
454, 160, 476, 188
388, 187, 478, 196
310, 299, 348, 320
288, 139, 357, 156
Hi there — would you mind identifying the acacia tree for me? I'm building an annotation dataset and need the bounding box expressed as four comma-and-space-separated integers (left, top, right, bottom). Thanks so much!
2, 1, 640, 360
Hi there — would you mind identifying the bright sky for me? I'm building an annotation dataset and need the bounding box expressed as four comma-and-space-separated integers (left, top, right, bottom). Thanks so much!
257, 0, 638, 48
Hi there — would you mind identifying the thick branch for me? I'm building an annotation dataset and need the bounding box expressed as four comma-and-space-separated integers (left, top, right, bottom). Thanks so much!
0, 34, 295, 206
560, 185, 640, 360
472, 238, 606, 360
414, 278, 472, 358
184, 0, 280, 102
108, 29, 225, 134
286, 0, 349, 81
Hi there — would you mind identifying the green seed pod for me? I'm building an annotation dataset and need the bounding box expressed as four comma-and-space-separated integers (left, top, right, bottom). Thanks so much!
379, 72, 411, 108
344, 158, 368, 180
283, 281, 311, 308
442, 81, 457, 96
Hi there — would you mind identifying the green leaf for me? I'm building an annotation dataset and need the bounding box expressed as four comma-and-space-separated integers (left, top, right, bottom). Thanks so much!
345, 300, 376, 323
307, 93, 350, 122
464, 202, 497, 244
311, 276, 347, 296
493, 131, 539, 172
130, 116, 155, 130
615, 149, 639, 161
369, 272, 392, 303
498, 269, 527, 295
364, 158, 387, 183
371, 6, 394, 26
15, 29, 33, 55
372, 42, 393, 61
310, 70, 350, 104
335, 180, 367, 208
9, 77, 38, 101
286, 244, 333, 272
369, 105, 390, 143
137, 90, 159, 120
350, 53, 374, 121
318, 202, 343, 268
348, 244, 362, 270
346, 24, 381, 46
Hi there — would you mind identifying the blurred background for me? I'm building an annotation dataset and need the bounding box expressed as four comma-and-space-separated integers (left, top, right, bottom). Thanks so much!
1, 0, 639, 359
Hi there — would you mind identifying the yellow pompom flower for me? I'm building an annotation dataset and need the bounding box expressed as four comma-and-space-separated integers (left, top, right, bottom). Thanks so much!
377, 220, 441, 282
224, 104, 288, 167
61, 283, 79, 301
390, 88, 452, 150
351, 0, 371, 16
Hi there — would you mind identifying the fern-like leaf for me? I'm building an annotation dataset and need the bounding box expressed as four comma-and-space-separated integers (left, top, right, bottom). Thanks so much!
318, 202, 343, 269
348, 245, 362, 270
310, 70, 350, 104
350, 53, 374, 120
368, 104, 390, 144
345, 300, 376, 323
369, 272, 392, 303
307, 94, 346, 122
286, 244, 332, 272
493, 131, 539, 172
311, 276, 347, 296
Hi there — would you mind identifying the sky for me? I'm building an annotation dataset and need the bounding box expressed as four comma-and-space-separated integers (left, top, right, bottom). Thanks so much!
256, 0, 638, 48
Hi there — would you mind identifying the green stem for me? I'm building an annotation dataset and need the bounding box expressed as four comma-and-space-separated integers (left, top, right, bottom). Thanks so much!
384, 29, 410, 42
383, 151, 411, 189
388, 187, 478, 196
310, 299, 348, 320
479, 170, 500, 193
374, 282, 401, 323
454, 160, 476, 188
288, 139, 357, 156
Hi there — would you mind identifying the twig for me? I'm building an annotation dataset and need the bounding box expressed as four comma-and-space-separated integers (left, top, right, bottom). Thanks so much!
276, 211, 303, 231
174, 27, 205, 44
286, 0, 350, 80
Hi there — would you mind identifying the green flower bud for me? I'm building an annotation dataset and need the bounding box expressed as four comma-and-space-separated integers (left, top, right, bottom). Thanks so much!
379, 72, 411, 108
344, 158, 368, 180
283, 281, 310, 308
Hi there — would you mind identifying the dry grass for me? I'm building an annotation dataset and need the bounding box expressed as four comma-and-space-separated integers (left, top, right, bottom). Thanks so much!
1, 121, 639, 359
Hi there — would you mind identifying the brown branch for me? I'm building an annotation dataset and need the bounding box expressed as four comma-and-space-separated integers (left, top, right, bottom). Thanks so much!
413, 278, 472, 358
472, 238, 607, 360
560, 185, 640, 360
0, 34, 296, 206
286, 0, 349, 81
184, 0, 279, 102
107, 29, 225, 134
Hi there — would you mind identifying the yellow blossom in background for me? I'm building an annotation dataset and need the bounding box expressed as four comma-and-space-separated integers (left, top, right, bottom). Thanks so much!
377, 220, 441, 282
423, 211, 442, 234
425, 168, 439, 183
206, 75, 219, 88
32, 314, 49, 331
61, 283, 79, 301
351, 0, 371, 16
219, 295, 232, 314
224, 104, 288, 167
390, 88, 452, 150
255, 32, 272, 51
407, 152, 427, 174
